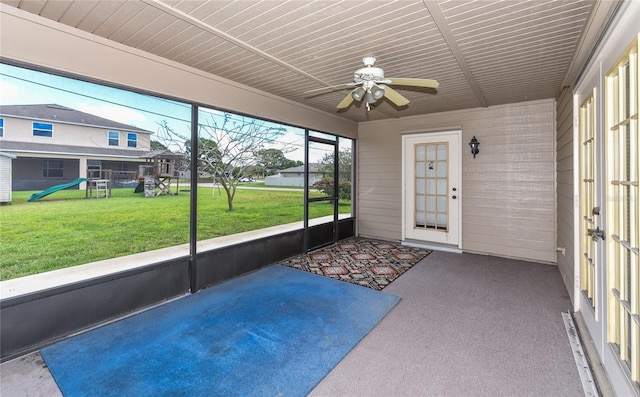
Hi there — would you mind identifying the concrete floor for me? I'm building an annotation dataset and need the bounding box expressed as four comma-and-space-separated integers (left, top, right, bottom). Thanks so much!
1, 251, 602, 396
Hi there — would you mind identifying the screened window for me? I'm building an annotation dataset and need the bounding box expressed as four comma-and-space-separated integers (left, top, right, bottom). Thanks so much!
42, 159, 63, 178
33, 122, 53, 137
127, 132, 137, 148
605, 38, 639, 388
0, 62, 353, 281
0, 118, 4, 137
108, 131, 119, 146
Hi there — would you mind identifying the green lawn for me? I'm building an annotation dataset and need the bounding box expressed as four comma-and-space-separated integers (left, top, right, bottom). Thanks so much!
0, 187, 350, 280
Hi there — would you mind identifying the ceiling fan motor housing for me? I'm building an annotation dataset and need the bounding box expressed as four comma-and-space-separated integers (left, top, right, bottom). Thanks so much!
353, 66, 385, 83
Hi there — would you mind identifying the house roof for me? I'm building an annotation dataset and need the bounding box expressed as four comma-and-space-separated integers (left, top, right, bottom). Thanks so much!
0, 104, 151, 134
279, 163, 320, 173
0, 140, 148, 158
142, 150, 183, 159
0, 152, 17, 159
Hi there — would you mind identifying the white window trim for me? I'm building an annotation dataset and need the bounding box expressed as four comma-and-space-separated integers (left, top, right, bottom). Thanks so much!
33, 121, 53, 138
127, 132, 137, 148
108, 130, 120, 146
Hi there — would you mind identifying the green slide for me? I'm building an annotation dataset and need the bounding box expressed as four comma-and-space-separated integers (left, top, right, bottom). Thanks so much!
28, 178, 88, 202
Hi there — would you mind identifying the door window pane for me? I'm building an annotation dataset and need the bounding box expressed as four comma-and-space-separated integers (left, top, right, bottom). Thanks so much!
605, 39, 639, 386
415, 143, 448, 231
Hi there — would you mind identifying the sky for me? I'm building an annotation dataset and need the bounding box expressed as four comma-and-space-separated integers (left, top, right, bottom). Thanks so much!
0, 63, 334, 163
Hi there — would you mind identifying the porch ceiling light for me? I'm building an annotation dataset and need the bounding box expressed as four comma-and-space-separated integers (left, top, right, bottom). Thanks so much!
469, 136, 479, 158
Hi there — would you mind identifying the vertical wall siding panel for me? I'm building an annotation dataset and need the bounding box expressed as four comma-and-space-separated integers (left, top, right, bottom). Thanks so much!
555, 87, 575, 300
358, 99, 557, 263
357, 126, 403, 241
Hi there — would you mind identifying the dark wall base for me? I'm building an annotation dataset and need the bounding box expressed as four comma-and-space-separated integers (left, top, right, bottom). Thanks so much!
1, 258, 190, 361
195, 230, 305, 291
0, 220, 355, 361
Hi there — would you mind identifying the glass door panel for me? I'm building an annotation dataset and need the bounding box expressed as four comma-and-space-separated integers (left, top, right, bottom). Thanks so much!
414, 142, 448, 231
306, 135, 337, 251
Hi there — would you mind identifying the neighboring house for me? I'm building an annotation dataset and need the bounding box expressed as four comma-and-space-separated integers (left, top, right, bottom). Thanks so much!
264, 163, 323, 187
0, 152, 17, 203
0, 104, 152, 190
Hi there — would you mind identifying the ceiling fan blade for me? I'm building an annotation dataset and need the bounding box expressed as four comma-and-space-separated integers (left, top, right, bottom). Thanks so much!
304, 82, 358, 95
337, 90, 355, 109
383, 86, 410, 107
386, 78, 439, 89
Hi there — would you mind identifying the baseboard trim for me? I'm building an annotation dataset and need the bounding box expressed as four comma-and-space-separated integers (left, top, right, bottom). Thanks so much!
401, 240, 462, 254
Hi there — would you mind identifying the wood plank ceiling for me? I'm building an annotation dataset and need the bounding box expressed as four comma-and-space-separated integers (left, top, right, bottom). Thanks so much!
1, 0, 598, 122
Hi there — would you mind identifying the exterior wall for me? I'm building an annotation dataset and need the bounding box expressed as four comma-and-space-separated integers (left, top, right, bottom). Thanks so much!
556, 87, 575, 302
0, 154, 15, 202
358, 99, 557, 263
1, 116, 151, 190
0, 6, 357, 140
0, 116, 151, 151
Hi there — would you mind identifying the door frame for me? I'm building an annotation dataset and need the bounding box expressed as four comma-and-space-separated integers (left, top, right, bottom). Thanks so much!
304, 132, 339, 252
401, 130, 462, 251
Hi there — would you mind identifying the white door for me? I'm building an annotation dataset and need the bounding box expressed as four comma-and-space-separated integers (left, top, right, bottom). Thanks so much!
403, 131, 461, 247
578, 91, 601, 319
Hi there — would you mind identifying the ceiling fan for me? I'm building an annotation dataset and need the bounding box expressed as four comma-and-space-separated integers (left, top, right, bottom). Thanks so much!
306, 57, 439, 111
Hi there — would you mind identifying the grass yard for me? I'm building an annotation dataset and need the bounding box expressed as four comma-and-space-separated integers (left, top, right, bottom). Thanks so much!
0, 187, 350, 280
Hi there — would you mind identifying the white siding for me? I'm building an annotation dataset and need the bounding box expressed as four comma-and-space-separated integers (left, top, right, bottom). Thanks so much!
358, 99, 557, 263
0, 154, 15, 202
555, 87, 575, 301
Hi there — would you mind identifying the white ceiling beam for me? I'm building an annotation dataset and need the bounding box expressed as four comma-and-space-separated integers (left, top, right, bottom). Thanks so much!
422, 0, 489, 108
141, 0, 333, 88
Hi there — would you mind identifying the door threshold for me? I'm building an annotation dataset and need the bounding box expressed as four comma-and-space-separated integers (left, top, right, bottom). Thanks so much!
401, 240, 462, 254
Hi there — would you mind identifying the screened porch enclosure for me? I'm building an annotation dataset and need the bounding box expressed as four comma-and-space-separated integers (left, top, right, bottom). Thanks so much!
0, 1, 638, 395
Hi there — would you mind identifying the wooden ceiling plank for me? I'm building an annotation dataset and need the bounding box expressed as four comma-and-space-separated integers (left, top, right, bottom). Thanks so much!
57, 0, 99, 28
75, 1, 126, 33
39, 0, 72, 21
93, 1, 148, 38
422, 0, 488, 107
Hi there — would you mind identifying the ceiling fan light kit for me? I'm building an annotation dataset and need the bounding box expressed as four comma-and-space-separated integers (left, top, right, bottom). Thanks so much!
336, 57, 439, 111
304, 57, 440, 112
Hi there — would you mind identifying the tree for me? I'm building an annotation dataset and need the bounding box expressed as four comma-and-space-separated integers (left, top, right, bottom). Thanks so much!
158, 112, 288, 211
256, 148, 302, 175
316, 148, 352, 181
151, 140, 169, 151
313, 148, 353, 200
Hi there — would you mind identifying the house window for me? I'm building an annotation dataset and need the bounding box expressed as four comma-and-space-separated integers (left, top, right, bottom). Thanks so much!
0, 118, 4, 137
43, 159, 64, 178
605, 38, 639, 388
33, 122, 53, 137
127, 133, 137, 148
108, 131, 119, 146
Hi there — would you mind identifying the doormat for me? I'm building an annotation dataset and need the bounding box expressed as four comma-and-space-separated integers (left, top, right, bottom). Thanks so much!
281, 237, 431, 290
41, 265, 400, 397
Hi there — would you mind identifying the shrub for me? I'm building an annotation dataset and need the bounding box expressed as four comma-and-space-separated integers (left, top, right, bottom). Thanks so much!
312, 177, 351, 200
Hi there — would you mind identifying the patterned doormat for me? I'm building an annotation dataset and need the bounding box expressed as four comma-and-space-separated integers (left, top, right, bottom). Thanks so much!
281, 237, 432, 290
